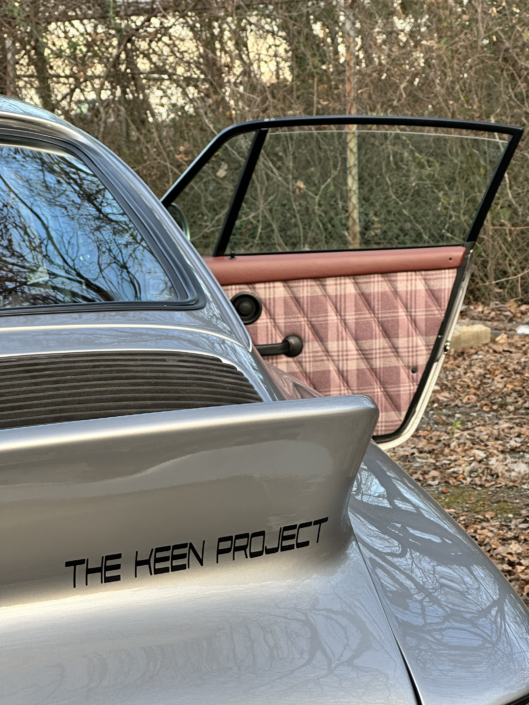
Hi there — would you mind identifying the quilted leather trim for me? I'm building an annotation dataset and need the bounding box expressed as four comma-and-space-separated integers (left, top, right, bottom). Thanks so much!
224, 269, 456, 436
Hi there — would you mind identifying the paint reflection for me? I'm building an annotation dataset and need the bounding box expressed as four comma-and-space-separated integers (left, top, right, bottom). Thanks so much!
350, 443, 529, 704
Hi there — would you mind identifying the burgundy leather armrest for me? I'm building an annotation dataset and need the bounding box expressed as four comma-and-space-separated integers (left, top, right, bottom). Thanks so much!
204, 246, 466, 286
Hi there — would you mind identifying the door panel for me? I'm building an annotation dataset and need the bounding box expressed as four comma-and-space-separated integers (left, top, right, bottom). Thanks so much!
163, 117, 522, 445
213, 257, 456, 437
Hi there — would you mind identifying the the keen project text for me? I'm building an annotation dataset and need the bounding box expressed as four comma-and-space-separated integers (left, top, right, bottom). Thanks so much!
65, 517, 329, 588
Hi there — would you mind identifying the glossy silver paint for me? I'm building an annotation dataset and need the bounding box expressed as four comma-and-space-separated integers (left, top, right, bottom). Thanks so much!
1, 99, 528, 705
351, 444, 529, 705
3, 550, 417, 705
2, 396, 414, 705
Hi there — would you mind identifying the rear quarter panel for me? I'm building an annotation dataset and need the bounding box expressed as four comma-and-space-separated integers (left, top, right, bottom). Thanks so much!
350, 443, 529, 705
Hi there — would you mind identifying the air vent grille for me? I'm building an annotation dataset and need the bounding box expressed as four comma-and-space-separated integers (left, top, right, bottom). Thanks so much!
0, 350, 262, 430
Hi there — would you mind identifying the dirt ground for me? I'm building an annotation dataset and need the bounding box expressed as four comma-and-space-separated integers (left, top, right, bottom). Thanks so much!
389, 301, 529, 604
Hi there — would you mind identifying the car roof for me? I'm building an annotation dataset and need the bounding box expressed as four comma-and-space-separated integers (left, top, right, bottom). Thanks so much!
0, 96, 95, 149
0, 96, 72, 127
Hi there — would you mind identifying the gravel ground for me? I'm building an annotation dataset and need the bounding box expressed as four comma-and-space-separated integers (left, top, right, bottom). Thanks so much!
389, 301, 529, 604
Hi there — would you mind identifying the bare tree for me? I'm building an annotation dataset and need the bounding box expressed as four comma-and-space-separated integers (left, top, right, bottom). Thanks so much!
0, 0, 526, 302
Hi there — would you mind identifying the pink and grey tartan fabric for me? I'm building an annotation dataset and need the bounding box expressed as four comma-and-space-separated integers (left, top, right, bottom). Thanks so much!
224, 269, 456, 436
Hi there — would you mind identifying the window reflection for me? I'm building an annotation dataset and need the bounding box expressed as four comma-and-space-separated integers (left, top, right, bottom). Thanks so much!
0, 146, 177, 308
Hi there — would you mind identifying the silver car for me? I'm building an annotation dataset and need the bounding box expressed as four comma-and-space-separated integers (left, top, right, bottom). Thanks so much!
1, 97, 528, 705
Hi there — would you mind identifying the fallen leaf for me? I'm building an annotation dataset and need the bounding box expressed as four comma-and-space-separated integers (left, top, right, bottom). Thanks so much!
216, 162, 228, 179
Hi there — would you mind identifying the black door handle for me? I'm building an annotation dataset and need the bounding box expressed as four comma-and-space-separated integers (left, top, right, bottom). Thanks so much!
256, 334, 303, 358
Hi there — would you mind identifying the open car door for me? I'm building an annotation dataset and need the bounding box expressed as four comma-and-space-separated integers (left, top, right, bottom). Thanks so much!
162, 117, 522, 447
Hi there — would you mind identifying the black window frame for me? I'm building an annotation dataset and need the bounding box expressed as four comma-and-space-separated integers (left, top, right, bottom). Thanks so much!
162, 115, 522, 258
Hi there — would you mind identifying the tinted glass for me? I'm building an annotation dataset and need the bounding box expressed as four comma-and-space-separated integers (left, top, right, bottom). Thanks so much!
0, 145, 177, 308
225, 127, 507, 253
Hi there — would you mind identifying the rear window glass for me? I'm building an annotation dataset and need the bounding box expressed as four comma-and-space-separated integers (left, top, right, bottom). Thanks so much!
0, 145, 178, 308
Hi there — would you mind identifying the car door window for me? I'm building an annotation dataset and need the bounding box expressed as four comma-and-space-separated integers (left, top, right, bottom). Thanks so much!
228, 127, 506, 254
167, 133, 252, 256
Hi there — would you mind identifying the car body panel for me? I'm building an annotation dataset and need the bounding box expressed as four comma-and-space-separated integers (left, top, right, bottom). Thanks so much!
2, 543, 416, 705
3, 397, 528, 705
2, 397, 413, 705
0, 309, 247, 350
0, 99, 528, 705
351, 443, 529, 705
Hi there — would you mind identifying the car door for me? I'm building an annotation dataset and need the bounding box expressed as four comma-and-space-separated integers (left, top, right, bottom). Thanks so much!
161, 117, 521, 447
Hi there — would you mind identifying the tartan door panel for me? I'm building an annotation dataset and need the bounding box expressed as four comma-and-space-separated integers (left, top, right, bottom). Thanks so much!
224, 269, 456, 436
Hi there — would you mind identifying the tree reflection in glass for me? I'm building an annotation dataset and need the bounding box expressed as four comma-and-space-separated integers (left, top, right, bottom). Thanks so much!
0, 146, 177, 308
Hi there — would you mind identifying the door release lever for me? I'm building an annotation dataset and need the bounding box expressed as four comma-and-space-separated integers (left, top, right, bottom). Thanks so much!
256, 334, 303, 358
